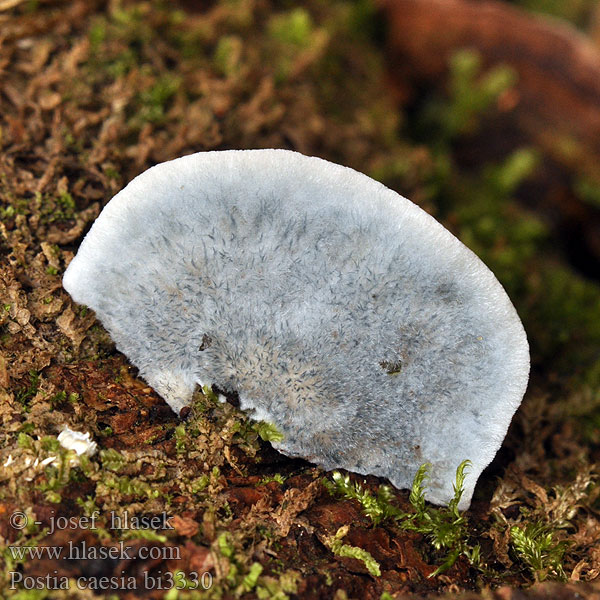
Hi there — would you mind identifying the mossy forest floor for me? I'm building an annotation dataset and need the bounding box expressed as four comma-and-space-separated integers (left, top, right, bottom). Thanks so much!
1, 0, 599, 598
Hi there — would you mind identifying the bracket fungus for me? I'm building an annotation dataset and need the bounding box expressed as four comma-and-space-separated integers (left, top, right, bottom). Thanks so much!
63, 149, 529, 508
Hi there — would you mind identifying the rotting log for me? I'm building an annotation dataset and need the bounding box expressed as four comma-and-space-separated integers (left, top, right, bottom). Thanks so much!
379, 0, 600, 275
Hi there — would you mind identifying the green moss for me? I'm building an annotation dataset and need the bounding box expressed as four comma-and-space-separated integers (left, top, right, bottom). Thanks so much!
0, 197, 29, 220
175, 423, 187, 454
510, 522, 568, 581
137, 75, 181, 124
346, 0, 380, 41
401, 461, 480, 576
323, 471, 403, 525
84, 7, 152, 81
100, 448, 126, 472
0, 205, 15, 220
409, 49, 600, 401
76, 496, 100, 517
40, 437, 60, 452
44, 491, 61, 504
38, 450, 85, 498
526, 265, 600, 384
241, 562, 263, 591
255, 570, 299, 599
214, 35, 242, 77
1, 511, 49, 596
101, 472, 160, 500
121, 528, 166, 543
253, 421, 284, 443
48, 390, 67, 408
191, 474, 209, 493
324, 525, 381, 577
210, 531, 299, 599
325, 461, 479, 576
88, 18, 107, 50
266, 7, 326, 82
99, 425, 113, 437
259, 473, 285, 485
485, 148, 541, 197
268, 8, 313, 47
2, 0, 599, 594
418, 49, 516, 143
17, 433, 34, 449
36, 190, 76, 224
16, 371, 39, 410
574, 175, 600, 209
55, 191, 75, 220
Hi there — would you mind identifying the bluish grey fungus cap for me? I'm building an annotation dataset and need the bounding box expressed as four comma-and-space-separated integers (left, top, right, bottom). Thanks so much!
63, 149, 530, 509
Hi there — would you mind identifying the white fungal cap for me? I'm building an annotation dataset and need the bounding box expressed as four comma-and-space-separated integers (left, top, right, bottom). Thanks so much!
63, 149, 529, 508
57, 427, 98, 457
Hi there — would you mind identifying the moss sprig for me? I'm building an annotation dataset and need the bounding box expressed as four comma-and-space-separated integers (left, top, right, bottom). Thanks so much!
510, 522, 568, 582
324, 460, 479, 576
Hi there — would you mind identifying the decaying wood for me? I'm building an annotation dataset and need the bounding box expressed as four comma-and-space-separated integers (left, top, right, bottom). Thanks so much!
380, 0, 600, 174
379, 0, 600, 275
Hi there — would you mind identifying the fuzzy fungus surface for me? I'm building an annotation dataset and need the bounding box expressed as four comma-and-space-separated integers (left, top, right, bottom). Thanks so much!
63, 149, 529, 508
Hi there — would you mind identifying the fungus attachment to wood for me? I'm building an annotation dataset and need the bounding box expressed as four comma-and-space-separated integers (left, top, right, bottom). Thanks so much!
63, 149, 529, 508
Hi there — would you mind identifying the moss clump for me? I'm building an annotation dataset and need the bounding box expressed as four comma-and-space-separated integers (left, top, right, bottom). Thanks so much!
323, 471, 403, 526
325, 460, 480, 576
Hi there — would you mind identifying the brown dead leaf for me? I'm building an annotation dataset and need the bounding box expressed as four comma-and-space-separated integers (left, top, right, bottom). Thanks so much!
520, 474, 549, 505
